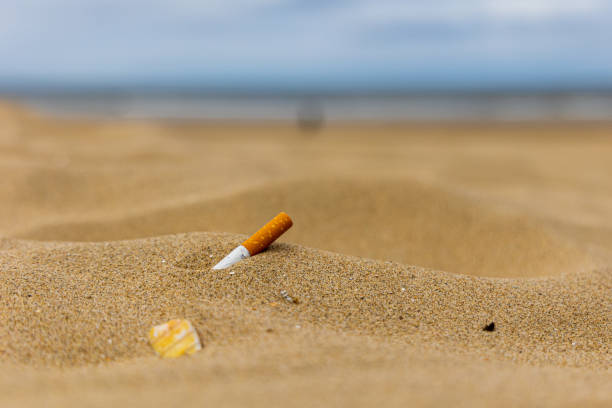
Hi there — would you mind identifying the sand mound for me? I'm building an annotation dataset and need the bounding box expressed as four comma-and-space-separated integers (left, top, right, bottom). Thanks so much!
16, 179, 592, 278
0, 232, 609, 369
0, 231, 610, 406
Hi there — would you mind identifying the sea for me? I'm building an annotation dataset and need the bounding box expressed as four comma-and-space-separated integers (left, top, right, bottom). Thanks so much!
4, 91, 612, 121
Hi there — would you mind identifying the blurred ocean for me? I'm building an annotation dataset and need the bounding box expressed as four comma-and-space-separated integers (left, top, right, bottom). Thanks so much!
5, 92, 612, 121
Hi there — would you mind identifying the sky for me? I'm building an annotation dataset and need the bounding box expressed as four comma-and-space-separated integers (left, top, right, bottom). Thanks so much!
0, 0, 611, 91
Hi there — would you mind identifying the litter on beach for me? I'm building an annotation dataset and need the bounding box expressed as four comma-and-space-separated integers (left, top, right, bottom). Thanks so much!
149, 319, 202, 358
213, 212, 293, 270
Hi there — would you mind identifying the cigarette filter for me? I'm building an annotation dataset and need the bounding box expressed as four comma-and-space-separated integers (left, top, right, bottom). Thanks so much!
149, 319, 202, 358
212, 212, 293, 270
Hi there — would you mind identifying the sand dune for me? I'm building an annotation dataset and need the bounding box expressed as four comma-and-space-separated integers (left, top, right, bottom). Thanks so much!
17, 178, 594, 278
0, 232, 610, 406
0, 103, 611, 407
2, 231, 610, 367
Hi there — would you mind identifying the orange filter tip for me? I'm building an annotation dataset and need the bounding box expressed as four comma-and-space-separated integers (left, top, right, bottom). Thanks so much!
242, 212, 293, 255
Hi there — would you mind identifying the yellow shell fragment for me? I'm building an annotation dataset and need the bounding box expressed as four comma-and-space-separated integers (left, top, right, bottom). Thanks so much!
149, 319, 202, 358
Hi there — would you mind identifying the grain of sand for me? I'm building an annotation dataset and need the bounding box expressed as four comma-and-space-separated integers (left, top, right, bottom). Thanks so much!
0, 102, 611, 407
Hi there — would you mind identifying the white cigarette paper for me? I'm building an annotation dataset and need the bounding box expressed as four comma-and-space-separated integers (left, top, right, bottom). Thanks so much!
212, 245, 250, 270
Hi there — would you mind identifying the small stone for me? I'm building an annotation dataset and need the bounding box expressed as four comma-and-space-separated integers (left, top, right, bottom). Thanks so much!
483, 322, 495, 332
280, 290, 298, 304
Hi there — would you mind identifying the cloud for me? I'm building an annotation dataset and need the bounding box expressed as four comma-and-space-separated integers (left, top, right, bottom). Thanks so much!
349, 0, 608, 23
484, 0, 606, 20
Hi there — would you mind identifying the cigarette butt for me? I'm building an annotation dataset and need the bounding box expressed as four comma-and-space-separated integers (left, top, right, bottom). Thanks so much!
242, 212, 293, 256
212, 212, 293, 270
149, 319, 202, 358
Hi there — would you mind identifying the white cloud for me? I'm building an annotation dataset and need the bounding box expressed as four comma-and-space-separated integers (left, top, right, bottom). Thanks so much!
348, 0, 609, 24
485, 0, 606, 20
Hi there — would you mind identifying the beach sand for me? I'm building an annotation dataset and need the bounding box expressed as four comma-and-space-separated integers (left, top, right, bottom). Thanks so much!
0, 101, 610, 406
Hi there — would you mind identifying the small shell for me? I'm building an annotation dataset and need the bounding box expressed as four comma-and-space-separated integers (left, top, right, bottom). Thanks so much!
149, 319, 202, 358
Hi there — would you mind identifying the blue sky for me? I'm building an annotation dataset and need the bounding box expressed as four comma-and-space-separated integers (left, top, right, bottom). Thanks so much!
1, 0, 611, 91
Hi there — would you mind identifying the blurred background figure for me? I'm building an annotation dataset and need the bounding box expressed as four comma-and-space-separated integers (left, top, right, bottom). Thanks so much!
296, 98, 324, 133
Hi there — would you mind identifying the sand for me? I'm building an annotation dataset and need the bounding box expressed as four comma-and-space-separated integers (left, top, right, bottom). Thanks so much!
0, 101, 610, 406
